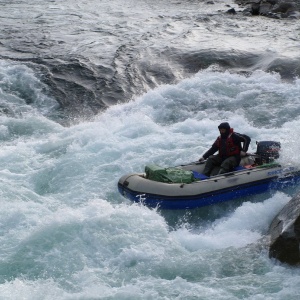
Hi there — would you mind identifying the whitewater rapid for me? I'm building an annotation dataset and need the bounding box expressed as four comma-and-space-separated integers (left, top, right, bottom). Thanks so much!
1, 61, 300, 298
0, 0, 299, 120
1, 0, 300, 299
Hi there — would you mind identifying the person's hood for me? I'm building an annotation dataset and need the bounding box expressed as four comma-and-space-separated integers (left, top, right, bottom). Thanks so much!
218, 122, 230, 130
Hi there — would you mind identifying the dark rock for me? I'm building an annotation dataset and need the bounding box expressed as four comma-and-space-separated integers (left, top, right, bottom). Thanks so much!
268, 193, 300, 265
251, 2, 261, 15
259, 3, 274, 14
266, 0, 278, 5
227, 8, 237, 14
272, 1, 296, 13
236, 0, 300, 19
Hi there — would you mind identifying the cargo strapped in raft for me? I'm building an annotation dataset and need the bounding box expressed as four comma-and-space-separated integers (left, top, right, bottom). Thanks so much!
145, 164, 197, 184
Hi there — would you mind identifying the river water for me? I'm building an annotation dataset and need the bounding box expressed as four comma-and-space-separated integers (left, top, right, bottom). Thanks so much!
0, 0, 300, 299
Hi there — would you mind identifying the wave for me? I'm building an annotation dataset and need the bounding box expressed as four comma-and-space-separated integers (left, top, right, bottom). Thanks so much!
0, 0, 299, 123
10, 48, 298, 123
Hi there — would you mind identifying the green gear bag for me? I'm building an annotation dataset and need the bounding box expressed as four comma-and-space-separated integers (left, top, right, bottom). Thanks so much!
145, 164, 195, 184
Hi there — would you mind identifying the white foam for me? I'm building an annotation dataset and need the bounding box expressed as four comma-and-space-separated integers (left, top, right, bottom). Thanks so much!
1, 65, 300, 299
171, 192, 291, 251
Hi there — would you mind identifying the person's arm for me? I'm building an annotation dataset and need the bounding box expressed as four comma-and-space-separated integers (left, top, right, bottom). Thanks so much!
202, 141, 219, 159
235, 133, 251, 152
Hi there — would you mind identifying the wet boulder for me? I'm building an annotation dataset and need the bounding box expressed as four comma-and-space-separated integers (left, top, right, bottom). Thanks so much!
235, 0, 300, 19
272, 1, 300, 17
268, 193, 300, 265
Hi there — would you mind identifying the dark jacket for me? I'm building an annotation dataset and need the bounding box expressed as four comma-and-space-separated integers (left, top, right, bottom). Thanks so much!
203, 131, 251, 162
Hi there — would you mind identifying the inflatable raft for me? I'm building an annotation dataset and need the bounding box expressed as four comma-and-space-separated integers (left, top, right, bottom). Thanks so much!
118, 141, 300, 209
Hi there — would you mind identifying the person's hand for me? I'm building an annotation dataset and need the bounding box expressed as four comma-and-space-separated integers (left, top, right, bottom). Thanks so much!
199, 157, 205, 162
240, 151, 247, 157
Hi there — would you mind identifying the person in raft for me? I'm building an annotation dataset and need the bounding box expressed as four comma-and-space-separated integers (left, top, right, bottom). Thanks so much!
199, 122, 251, 176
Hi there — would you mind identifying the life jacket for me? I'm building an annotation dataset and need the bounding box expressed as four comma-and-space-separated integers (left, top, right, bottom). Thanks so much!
216, 129, 241, 157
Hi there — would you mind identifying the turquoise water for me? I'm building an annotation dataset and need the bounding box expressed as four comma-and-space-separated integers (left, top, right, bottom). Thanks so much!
0, 61, 300, 298
1, 0, 300, 298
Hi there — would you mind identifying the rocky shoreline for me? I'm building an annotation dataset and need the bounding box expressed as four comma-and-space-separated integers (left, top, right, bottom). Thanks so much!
231, 0, 300, 18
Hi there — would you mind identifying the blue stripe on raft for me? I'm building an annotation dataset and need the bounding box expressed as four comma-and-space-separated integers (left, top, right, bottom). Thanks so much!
118, 174, 300, 210
192, 171, 209, 180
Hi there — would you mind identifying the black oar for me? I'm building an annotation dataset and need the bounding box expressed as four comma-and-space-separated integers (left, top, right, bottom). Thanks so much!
176, 160, 207, 167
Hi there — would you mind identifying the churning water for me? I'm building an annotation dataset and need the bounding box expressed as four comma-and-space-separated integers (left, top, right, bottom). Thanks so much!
0, 0, 300, 299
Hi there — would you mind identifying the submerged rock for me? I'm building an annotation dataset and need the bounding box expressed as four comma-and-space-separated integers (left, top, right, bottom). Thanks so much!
268, 193, 300, 265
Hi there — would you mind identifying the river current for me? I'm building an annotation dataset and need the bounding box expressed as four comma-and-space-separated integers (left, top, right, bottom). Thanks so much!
0, 0, 300, 299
